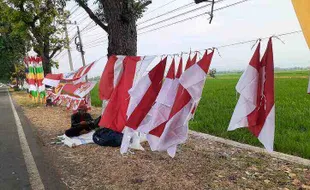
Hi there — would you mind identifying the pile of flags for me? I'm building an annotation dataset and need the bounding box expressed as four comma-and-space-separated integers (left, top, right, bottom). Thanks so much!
43, 62, 96, 111
24, 56, 46, 102
98, 51, 215, 157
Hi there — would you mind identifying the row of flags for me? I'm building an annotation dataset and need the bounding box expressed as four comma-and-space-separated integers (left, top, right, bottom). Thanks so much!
97, 38, 276, 157
24, 56, 46, 101
98, 50, 216, 157
43, 61, 96, 111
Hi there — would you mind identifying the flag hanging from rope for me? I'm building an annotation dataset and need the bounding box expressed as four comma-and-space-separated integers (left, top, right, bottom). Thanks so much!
42, 61, 96, 87
120, 57, 167, 154
228, 38, 275, 152
98, 55, 156, 133
148, 50, 214, 157
98, 55, 126, 113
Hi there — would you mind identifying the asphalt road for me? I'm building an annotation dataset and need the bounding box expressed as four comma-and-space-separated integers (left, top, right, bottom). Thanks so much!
0, 87, 66, 190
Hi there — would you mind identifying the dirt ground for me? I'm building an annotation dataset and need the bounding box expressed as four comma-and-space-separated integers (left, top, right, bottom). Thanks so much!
12, 91, 310, 190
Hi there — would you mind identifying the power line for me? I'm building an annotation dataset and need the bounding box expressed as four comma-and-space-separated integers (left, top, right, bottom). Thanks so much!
138, 0, 225, 31
138, 2, 195, 26
68, 5, 78, 12
139, 0, 250, 35
83, 36, 108, 46
144, 0, 179, 16
165, 30, 303, 56
69, 6, 80, 17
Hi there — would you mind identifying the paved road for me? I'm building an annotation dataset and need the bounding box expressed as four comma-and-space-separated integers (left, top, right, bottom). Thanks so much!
0, 87, 66, 190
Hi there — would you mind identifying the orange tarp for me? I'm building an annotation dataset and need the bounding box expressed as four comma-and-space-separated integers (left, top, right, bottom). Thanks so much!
291, 0, 310, 48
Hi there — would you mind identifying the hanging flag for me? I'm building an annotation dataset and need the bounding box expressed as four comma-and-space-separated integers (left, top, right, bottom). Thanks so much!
136, 58, 178, 151
43, 62, 96, 87
120, 57, 167, 154
98, 55, 156, 133
176, 57, 183, 79
98, 55, 126, 113
291, 0, 310, 48
62, 82, 96, 98
228, 39, 275, 152
43, 73, 62, 87
148, 50, 214, 157
185, 53, 198, 71
62, 62, 96, 82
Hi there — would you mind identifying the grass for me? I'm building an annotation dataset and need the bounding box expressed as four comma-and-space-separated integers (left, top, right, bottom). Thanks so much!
90, 70, 310, 159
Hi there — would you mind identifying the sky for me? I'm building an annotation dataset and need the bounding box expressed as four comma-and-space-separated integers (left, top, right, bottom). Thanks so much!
52, 0, 310, 78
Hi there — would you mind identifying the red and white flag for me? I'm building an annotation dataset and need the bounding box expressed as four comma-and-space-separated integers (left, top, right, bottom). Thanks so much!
62, 62, 96, 83
136, 58, 178, 151
98, 55, 156, 133
228, 38, 275, 152
176, 57, 183, 79
43, 73, 62, 87
185, 53, 198, 71
120, 58, 167, 154
148, 51, 214, 157
62, 82, 96, 98
43, 62, 96, 87
98, 55, 126, 113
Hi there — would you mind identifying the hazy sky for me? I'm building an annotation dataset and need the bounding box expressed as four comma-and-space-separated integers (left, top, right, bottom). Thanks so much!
52, 0, 310, 77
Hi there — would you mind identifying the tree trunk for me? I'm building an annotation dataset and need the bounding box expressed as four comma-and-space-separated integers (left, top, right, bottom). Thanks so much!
42, 54, 52, 75
101, 0, 137, 56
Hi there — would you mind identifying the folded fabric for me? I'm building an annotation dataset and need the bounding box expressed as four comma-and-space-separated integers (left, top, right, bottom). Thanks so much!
60, 130, 95, 148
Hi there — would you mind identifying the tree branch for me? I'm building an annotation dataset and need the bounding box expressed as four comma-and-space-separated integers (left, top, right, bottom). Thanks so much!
75, 0, 108, 32
49, 46, 62, 59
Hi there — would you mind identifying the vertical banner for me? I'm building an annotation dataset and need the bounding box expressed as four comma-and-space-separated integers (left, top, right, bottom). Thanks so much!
24, 56, 46, 103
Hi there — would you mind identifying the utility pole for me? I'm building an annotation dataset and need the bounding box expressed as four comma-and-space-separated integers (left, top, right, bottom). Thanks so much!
64, 22, 74, 71
75, 25, 87, 81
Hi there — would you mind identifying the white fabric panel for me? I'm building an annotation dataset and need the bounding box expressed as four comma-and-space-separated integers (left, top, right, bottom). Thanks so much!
156, 78, 179, 107
120, 127, 145, 154
133, 56, 156, 86
126, 75, 152, 118
258, 105, 275, 152
154, 101, 193, 157
137, 78, 178, 134
179, 64, 206, 102
42, 78, 60, 87
113, 56, 126, 87
228, 65, 258, 131
61, 131, 95, 148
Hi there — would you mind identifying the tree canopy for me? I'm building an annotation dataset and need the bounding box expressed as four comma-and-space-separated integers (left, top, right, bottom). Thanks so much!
1, 0, 67, 74
74, 0, 151, 56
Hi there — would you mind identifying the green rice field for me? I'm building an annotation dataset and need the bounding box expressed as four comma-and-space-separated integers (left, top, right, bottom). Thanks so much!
90, 70, 310, 159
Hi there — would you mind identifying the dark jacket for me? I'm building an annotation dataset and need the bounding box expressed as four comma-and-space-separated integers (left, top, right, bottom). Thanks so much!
71, 112, 93, 128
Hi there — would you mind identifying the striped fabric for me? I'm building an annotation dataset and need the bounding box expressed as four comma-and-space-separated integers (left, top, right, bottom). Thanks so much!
24, 56, 46, 100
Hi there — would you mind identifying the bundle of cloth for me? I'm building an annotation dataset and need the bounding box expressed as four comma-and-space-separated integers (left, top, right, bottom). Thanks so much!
60, 104, 125, 148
